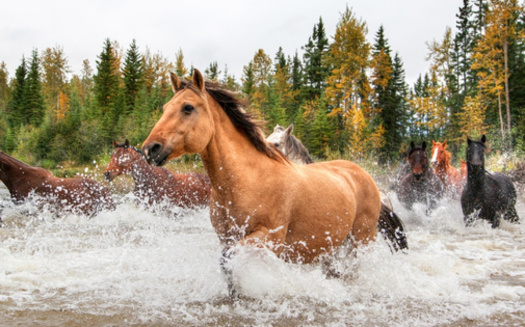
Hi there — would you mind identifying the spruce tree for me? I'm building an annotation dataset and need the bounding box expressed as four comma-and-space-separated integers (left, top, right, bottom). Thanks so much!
122, 39, 144, 115
93, 38, 120, 143
7, 57, 27, 128
302, 17, 330, 100
25, 49, 45, 126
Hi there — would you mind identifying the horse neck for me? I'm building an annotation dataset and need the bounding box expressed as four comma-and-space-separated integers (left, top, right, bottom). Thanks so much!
467, 163, 486, 186
434, 157, 450, 177
0, 152, 38, 188
199, 100, 276, 192
129, 154, 156, 185
286, 136, 313, 165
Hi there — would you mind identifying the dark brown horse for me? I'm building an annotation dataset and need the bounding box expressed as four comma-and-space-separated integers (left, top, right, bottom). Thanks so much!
461, 135, 520, 228
104, 140, 211, 208
397, 141, 444, 213
0, 151, 114, 216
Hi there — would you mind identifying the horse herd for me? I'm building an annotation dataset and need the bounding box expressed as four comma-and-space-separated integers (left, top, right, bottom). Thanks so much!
0, 69, 520, 297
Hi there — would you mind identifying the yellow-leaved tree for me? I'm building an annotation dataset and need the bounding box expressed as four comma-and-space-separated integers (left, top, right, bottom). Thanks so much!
471, 0, 524, 147
325, 6, 384, 157
458, 94, 488, 138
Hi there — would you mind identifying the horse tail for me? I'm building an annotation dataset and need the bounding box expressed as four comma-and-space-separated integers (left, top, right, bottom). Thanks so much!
378, 202, 408, 252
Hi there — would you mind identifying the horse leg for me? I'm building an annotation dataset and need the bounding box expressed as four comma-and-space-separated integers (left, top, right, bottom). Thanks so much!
503, 205, 520, 223
220, 246, 238, 299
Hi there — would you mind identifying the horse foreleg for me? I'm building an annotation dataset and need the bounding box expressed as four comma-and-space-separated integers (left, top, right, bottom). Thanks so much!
503, 206, 520, 224
221, 227, 287, 298
219, 246, 238, 299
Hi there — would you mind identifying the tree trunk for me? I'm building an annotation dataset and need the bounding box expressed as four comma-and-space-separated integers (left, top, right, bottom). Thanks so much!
503, 39, 512, 150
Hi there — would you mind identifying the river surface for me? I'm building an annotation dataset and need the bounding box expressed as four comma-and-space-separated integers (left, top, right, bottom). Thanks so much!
0, 180, 524, 327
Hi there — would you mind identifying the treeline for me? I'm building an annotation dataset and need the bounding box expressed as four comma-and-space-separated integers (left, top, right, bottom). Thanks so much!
0, 0, 524, 168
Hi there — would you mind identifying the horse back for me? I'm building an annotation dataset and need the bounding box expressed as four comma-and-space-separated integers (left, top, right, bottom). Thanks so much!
488, 172, 517, 204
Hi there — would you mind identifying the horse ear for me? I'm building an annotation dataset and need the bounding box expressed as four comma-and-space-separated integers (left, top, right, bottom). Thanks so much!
273, 124, 281, 132
481, 135, 486, 144
467, 136, 472, 145
410, 141, 415, 149
170, 72, 183, 93
113, 140, 118, 148
443, 139, 447, 148
422, 141, 427, 150
124, 139, 130, 148
285, 123, 294, 136
192, 69, 205, 92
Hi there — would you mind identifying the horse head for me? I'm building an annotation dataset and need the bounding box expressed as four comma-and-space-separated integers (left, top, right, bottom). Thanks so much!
142, 69, 216, 166
407, 141, 428, 181
266, 123, 293, 155
431, 140, 448, 167
466, 135, 487, 172
104, 139, 140, 181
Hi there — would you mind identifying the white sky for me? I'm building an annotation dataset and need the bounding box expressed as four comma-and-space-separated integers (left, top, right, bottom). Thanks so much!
1, 0, 463, 86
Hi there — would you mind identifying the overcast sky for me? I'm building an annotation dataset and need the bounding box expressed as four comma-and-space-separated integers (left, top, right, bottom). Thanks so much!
1, 0, 463, 86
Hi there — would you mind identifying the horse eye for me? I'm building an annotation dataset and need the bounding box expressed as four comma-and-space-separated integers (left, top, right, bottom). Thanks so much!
182, 104, 194, 114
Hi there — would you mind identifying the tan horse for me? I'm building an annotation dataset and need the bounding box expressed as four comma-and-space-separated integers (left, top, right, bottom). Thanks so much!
431, 140, 463, 195
142, 70, 406, 295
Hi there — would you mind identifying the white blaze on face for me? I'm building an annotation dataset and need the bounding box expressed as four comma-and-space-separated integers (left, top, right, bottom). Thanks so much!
431, 147, 438, 164
266, 130, 287, 154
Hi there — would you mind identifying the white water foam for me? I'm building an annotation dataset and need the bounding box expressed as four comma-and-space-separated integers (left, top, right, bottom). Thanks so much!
0, 186, 524, 326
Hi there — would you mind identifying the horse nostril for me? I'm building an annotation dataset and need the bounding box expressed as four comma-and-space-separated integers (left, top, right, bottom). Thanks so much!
149, 143, 162, 158
104, 171, 111, 181
274, 143, 279, 147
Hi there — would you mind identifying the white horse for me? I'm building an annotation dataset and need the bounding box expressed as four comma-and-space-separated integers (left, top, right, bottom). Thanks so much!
266, 124, 314, 165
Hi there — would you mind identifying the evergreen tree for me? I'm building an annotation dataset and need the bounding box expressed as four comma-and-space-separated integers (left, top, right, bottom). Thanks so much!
302, 17, 330, 100
122, 39, 144, 114
93, 38, 121, 142
0, 62, 9, 113
7, 57, 28, 128
205, 61, 221, 81
242, 62, 255, 100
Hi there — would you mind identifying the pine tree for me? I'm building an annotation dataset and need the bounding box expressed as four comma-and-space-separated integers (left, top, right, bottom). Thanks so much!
0, 62, 9, 113
25, 50, 45, 126
7, 57, 28, 128
241, 62, 255, 100
93, 38, 121, 142
205, 61, 221, 81
302, 17, 330, 100
122, 39, 144, 114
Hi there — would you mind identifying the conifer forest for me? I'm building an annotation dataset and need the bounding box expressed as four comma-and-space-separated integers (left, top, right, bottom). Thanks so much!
0, 1, 524, 169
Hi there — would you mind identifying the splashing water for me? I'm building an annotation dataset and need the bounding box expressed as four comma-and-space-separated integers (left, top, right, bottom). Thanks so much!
0, 185, 524, 326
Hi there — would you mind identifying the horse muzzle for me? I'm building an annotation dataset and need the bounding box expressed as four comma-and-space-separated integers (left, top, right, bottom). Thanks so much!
104, 171, 114, 182
142, 142, 170, 166
413, 172, 423, 181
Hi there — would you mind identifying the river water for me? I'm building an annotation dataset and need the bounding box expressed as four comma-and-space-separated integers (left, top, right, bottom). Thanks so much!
0, 179, 524, 327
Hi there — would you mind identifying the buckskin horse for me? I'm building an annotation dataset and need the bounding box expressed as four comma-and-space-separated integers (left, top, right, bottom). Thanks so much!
461, 135, 520, 228
142, 70, 408, 296
104, 140, 211, 208
431, 140, 463, 195
397, 141, 444, 213
0, 151, 114, 216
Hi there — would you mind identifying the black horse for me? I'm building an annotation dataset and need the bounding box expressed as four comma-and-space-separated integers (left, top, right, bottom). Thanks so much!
397, 141, 444, 214
461, 135, 520, 228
